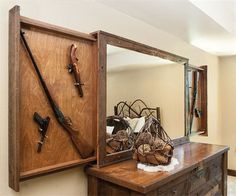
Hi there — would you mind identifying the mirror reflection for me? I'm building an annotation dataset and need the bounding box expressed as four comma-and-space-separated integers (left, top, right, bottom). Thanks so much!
106, 45, 185, 154
187, 67, 206, 136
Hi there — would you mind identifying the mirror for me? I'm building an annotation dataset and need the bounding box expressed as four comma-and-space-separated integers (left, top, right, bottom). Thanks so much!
95, 31, 189, 167
106, 45, 186, 155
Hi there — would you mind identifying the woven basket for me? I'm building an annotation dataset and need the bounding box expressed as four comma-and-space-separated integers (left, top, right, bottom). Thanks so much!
133, 117, 174, 165
106, 116, 133, 154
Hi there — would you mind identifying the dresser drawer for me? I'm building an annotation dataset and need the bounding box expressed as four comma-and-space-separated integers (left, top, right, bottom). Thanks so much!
190, 181, 221, 196
158, 181, 189, 196
157, 174, 189, 196
208, 157, 222, 180
190, 164, 208, 192
189, 157, 222, 196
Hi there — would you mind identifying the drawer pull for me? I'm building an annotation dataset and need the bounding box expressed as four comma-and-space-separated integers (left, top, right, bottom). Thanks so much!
196, 170, 205, 178
193, 163, 205, 178
195, 163, 204, 172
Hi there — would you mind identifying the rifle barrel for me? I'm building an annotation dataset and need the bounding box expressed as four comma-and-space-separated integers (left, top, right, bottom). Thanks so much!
20, 30, 61, 118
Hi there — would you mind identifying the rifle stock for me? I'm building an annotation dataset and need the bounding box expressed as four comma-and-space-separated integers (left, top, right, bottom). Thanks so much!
20, 30, 94, 159
61, 121, 94, 158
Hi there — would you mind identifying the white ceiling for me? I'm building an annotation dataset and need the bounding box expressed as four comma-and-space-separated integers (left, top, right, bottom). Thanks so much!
98, 0, 236, 56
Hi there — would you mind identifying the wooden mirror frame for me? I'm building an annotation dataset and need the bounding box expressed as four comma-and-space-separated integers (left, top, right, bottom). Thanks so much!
93, 31, 190, 167
186, 65, 208, 136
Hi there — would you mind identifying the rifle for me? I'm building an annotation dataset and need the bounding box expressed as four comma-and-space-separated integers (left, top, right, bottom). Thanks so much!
67, 44, 84, 97
189, 70, 199, 133
20, 30, 94, 159
33, 112, 50, 153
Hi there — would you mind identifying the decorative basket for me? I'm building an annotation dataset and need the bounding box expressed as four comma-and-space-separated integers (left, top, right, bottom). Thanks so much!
106, 116, 133, 154
133, 117, 174, 165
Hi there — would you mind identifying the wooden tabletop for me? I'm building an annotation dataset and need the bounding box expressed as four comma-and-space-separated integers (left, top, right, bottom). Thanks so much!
85, 142, 229, 193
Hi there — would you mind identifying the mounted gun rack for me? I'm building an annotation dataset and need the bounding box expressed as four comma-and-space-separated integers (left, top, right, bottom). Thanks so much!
9, 6, 99, 191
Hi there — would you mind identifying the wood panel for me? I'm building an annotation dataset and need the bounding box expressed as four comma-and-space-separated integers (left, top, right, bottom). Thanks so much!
98, 179, 130, 196
20, 16, 96, 41
9, 6, 98, 191
19, 26, 97, 174
88, 175, 99, 196
9, 5, 20, 192
95, 32, 107, 167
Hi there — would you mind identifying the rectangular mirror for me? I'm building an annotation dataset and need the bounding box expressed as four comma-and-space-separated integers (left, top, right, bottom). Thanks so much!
95, 31, 189, 167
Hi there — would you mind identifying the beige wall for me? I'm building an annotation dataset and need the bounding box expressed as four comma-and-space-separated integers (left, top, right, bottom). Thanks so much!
0, 0, 220, 195
107, 64, 184, 139
219, 56, 236, 170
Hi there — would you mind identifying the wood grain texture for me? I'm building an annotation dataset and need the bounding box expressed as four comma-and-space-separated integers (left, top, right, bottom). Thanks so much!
9, 5, 20, 192
95, 32, 107, 167
20, 16, 96, 41
94, 31, 188, 64
9, 7, 99, 188
19, 26, 97, 175
20, 156, 96, 180
87, 154, 224, 195
88, 175, 99, 196
86, 142, 229, 194
93, 31, 189, 168
9, 12, 99, 181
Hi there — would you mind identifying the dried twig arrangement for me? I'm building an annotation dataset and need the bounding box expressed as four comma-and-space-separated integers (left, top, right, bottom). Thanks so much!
114, 99, 160, 121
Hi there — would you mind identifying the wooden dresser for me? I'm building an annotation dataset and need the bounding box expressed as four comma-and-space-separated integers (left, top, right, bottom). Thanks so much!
86, 142, 229, 196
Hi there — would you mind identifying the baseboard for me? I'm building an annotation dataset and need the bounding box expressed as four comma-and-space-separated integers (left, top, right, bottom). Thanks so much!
228, 169, 236, 176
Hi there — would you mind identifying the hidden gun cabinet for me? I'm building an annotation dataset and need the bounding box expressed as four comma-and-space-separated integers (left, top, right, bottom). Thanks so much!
9, 6, 98, 191
9, 5, 226, 195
